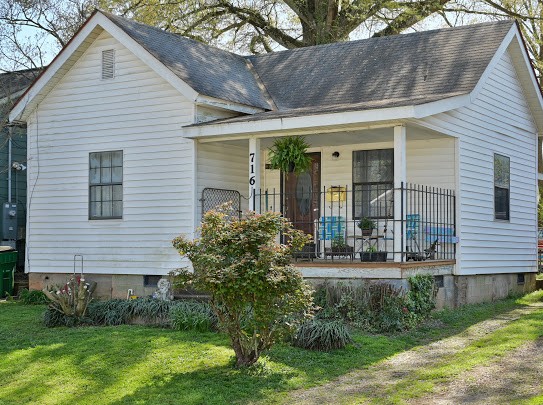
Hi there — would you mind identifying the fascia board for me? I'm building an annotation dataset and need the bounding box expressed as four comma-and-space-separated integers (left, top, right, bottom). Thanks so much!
183, 105, 414, 139
9, 15, 103, 122
195, 95, 265, 114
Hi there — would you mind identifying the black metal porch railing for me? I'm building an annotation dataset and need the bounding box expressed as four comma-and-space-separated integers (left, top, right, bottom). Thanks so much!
252, 183, 457, 262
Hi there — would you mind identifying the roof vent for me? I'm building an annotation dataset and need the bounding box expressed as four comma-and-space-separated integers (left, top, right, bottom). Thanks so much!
102, 49, 115, 79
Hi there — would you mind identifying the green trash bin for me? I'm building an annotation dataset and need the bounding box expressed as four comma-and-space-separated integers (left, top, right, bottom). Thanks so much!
0, 248, 17, 298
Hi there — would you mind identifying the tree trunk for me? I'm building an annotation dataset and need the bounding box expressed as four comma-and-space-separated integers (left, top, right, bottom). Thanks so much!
231, 338, 259, 367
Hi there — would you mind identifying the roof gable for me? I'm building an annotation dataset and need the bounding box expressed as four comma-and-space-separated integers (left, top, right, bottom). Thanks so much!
102, 12, 274, 110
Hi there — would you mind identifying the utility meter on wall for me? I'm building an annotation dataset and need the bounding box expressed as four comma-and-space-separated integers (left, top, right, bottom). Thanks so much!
2, 203, 17, 240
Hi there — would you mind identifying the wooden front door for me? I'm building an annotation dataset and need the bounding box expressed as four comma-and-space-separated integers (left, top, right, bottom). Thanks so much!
283, 153, 321, 238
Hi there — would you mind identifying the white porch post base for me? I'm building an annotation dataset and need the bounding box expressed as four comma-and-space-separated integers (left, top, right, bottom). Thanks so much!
393, 125, 407, 262
249, 137, 261, 211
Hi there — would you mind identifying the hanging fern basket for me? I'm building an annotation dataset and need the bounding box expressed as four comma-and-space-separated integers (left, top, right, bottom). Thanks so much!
268, 136, 312, 175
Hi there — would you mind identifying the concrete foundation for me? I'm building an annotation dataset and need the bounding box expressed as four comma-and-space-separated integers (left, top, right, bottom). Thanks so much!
28, 267, 537, 308
29, 273, 161, 300
301, 263, 537, 309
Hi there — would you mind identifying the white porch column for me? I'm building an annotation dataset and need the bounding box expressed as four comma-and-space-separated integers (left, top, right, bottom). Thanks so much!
393, 125, 407, 262
249, 137, 261, 211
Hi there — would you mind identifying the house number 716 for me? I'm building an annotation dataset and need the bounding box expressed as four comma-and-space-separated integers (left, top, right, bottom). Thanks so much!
249, 153, 256, 186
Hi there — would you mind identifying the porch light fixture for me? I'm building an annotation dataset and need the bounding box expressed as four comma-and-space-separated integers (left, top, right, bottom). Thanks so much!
332, 151, 340, 160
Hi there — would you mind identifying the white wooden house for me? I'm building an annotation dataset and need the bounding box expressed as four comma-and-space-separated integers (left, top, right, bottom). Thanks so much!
9, 11, 542, 306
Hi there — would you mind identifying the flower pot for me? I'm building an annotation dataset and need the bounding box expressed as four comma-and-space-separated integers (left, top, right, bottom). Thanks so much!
361, 229, 373, 237
360, 252, 387, 262
360, 252, 377, 262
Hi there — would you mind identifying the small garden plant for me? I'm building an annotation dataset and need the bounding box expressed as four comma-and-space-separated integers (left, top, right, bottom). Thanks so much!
172, 205, 314, 367
42, 275, 96, 326
18, 289, 50, 305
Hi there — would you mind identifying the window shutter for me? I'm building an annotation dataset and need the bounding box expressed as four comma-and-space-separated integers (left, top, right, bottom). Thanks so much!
102, 49, 115, 79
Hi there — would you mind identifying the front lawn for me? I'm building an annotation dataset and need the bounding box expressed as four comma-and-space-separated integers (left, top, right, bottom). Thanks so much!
1, 292, 542, 405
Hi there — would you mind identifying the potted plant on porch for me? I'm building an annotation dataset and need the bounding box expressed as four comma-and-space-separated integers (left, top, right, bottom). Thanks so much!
357, 217, 375, 236
325, 235, 354, 260
268, 136, 312, 174
360, 246, 387, 262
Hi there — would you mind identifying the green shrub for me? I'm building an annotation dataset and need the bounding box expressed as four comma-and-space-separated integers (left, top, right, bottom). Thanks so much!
172, 206, 313, 367
314, 276, 437, 333
407, 274, 437, 317
170, 301, 217, 332
43, 308, 92, 327
293, 319, 352, 351
43, 307, 69, 327
19, 289, 50, 305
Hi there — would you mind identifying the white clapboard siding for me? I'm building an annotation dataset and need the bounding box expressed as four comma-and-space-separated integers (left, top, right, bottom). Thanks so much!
196, 141, 249, 220
421, 50, 538, 275
196, 105, 240, 123
26, 31, 196, 275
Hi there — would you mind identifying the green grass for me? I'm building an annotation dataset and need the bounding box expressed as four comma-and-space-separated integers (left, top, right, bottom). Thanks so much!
1, 292, 542, 405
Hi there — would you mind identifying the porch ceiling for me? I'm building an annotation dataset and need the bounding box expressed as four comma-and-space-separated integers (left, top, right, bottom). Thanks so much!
215, 124, 449, 148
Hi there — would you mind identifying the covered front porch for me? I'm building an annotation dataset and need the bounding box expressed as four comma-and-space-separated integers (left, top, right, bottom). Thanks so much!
195, 123, 458, 265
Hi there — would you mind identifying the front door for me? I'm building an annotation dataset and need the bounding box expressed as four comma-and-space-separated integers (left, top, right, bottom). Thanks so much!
283, 153, 321, 238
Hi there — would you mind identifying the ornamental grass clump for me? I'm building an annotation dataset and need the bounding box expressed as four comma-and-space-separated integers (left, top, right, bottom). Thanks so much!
293, 319, 352, 351
170, 301, 217, 332
172, 205, 314, 367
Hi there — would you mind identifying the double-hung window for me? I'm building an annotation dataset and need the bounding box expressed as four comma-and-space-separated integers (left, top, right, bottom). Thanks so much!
352, 149, 394, 219
494, 153, 510, 221
89, 151, 123, 219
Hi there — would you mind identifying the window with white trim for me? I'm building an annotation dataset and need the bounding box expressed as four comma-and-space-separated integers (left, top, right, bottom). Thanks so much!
89, 151, 123, 219
352, 149, 394, 219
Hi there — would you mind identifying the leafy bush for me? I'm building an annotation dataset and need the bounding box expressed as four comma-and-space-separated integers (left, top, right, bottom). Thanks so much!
172, 206, 313, 367
18, 289, 50, 305
293, 319, 352, 351
406, 274, 437, 317
314, 275, 437, 333
170, 301, 217, 332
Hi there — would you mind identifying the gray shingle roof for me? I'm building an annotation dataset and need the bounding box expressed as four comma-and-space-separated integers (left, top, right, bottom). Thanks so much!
103, 12, 274, 110
0, 68, 41, 100
246, 20, 514, 111
103, 11, 514, 120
